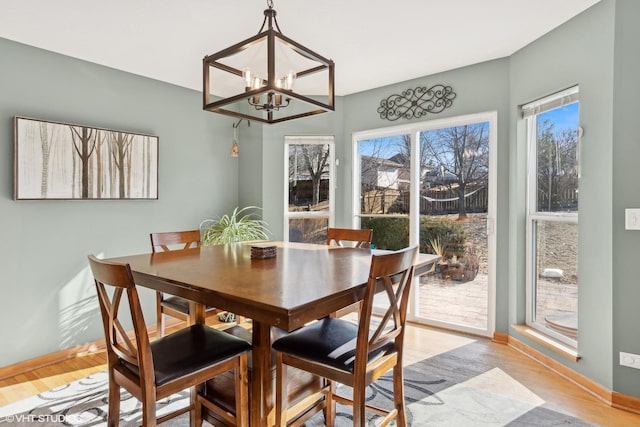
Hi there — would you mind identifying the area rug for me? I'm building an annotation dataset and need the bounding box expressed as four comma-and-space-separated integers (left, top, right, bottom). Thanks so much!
0, 341, 597, 426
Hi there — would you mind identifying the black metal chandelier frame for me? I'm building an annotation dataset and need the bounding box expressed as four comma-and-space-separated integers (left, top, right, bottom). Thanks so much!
203, 2, 335, 124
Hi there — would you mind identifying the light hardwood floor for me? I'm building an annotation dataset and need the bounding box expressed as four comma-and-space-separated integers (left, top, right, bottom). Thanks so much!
1, 320, 640, 426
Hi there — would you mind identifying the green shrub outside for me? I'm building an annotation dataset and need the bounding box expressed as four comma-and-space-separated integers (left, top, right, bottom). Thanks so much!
360, 215, 466, 255
420, 216, 466, 256
360, 216, 409, 250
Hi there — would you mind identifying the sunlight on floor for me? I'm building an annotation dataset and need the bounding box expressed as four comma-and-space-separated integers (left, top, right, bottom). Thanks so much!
402, 324, 475, 366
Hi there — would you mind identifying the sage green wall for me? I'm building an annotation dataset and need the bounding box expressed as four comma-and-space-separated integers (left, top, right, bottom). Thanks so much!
0, 38, 239, 367
238, 121, 263, 211
509, 0, 616, 388
612, 0, 640, 397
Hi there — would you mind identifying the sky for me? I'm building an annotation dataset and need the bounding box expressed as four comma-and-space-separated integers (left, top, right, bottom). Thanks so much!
539, 102, 579, 133
357, 135, 407, 158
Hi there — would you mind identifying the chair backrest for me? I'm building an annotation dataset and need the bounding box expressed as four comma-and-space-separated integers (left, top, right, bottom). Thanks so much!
150, 230, 201, 253
326, 228, 373, 249
88, 255, 154, 381
355, 246, 417, 371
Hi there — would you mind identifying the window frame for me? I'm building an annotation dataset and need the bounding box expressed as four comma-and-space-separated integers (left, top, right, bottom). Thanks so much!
524, 86, 580, 348
283, 135, 335, 243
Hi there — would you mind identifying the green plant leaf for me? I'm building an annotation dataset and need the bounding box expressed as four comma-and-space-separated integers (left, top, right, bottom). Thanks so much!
200, 206, 271, 245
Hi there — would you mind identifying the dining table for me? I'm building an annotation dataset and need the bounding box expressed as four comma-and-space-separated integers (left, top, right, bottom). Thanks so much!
107, 241, 439, 427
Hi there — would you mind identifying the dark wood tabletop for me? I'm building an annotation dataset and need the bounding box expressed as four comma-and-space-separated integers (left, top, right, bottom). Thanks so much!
108, 241, 439, 426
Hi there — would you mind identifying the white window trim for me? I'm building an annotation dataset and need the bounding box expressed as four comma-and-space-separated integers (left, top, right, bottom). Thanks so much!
524, 88, 580, 348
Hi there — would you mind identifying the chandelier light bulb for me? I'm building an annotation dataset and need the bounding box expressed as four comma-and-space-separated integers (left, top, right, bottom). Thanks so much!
243, 69, 253, 90
285, 72, 295, 90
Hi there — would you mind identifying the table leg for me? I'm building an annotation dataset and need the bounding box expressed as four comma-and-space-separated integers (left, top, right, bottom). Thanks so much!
251, 321, 272, 427
189, 302, 205, 325
189, 302, 205, 427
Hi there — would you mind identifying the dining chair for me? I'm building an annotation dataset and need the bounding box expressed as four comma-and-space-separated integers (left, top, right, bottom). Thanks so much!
150, 230, 227, 337
326, 227, 373, 249
326, 227, 373, 318
272, 245, 418, 427
87, 255, 251, 427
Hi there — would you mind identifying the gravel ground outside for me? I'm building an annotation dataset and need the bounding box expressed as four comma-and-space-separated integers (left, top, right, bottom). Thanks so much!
417, 213, 578, 337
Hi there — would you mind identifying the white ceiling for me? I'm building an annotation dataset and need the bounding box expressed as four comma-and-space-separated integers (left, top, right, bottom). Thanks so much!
1, 0, 600, 96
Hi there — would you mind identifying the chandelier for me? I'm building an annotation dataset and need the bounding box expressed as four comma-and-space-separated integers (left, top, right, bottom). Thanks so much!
203, 0, 335, 124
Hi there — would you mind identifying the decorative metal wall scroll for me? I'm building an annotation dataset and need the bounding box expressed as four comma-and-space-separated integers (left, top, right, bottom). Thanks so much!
377, 84, 456, 121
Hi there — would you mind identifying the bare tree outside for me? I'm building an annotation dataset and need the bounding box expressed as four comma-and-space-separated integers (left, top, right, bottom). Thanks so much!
288, 143, 331, 210
302, 144, 329, 206
396, 134, 430, 171
286, 139, 333, 243
535, 120, 579, 212
420, 123, 489, 219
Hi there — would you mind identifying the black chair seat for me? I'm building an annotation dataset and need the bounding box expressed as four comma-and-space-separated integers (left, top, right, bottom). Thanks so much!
272, 318, 392, 373
122, 324, 251, 386
162, 295, 216, 314
89, 255, 250, 426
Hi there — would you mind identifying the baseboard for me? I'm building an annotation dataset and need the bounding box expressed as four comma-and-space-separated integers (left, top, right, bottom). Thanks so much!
0, 341, 106, 382
493, 332, 640, 414
492, 332, 509, 344
612, 391, 640, 415
505, 334, 611, 404
0, 318, 183, 381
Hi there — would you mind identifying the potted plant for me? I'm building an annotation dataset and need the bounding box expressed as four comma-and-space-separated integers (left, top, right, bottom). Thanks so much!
428, 237, 479, 283
200, 206, 270, 245
200, 206, 271, 322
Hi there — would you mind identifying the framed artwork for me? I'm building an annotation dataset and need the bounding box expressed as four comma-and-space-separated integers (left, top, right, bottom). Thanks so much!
14, 117, 158, 200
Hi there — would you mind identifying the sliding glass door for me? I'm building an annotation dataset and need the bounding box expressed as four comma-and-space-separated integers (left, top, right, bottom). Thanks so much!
353, 113, 496, 337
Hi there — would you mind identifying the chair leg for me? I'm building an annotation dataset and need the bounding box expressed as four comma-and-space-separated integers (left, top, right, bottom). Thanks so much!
193, 383, 204, 427
107, 371, 120, 427
194, 393, 203, 427
324, 379, 336, 427
352, 383, 367, 427
275, 353, 288, 427
141, 389, 158, 427
235, 354, 249, 427
393, 363, 407, 427
156, 292, 164, 339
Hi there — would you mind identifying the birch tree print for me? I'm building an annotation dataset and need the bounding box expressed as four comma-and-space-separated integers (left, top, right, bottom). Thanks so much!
14, 117, 158, 200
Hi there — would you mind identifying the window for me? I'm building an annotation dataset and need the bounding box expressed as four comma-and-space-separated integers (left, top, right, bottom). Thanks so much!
284, 136, 335, 243
524, 86, 580, 347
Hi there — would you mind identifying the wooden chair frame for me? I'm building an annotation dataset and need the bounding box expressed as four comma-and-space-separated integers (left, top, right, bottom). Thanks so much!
274, 246, 417, 427
150, 230, 224, 337
326, 227, 373, 249
88, 255, 249, 427
326, 227, 373, 318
